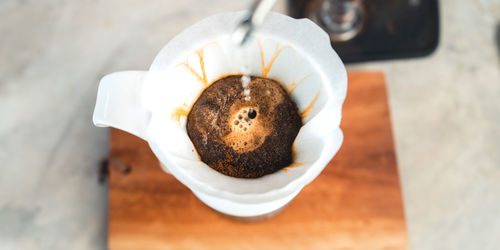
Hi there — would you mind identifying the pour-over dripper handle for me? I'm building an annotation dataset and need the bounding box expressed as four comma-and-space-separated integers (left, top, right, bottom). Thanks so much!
93, 71, 150, 140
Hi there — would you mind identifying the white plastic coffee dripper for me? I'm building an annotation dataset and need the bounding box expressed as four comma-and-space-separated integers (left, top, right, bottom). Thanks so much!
93, 11, 347, 218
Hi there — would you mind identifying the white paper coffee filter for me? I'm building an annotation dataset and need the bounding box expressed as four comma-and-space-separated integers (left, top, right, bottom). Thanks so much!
141, 11, 347, 203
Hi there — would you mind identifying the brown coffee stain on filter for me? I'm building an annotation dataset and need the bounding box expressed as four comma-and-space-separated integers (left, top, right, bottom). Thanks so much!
179, 61, 204, 85
179, 48, 209, 88
171, 103, 190, 125
287, 82, 299, 95
287, 74, 312, 95
283, 162, 305, 173
283, 145, 305, 172
301, 92, 320, 118
195, 48, 208, 87
178, 41, 220, 88
258, 40, 290, 78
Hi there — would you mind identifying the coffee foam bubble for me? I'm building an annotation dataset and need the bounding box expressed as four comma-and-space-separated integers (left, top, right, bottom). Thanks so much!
223, 107, 267, 152
221, 77, 285, 152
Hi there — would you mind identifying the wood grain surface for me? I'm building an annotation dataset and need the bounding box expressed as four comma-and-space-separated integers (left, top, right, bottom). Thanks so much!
108, 72, 407, 250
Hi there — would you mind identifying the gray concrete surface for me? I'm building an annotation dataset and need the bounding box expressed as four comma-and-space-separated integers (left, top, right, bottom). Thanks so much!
0, 0, 499, 249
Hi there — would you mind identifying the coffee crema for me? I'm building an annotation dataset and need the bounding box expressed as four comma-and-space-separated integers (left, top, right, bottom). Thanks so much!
186, 75, 302, 178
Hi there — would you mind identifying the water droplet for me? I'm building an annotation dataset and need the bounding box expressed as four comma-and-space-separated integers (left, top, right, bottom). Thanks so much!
241, 75, 251, 88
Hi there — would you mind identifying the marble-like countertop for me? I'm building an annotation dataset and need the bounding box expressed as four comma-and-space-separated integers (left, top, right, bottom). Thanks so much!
1, 0, 499, 249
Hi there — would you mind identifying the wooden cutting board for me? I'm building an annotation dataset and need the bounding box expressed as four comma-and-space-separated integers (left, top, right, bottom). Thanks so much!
107, 72, 407, 250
